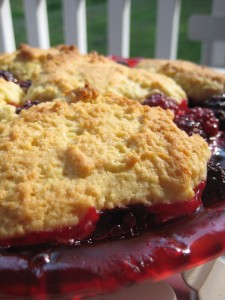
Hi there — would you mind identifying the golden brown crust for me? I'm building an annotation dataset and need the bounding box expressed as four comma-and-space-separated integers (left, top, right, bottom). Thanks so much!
0, 44, 81, 114
0, 78, 24, 105
0, 78, 23, 123
0, 92, 210, 240
0, 44, 80, 81
0, 45, 186, 105
136, 59, 225, 102
0, 46, 211, 241
24, 50, 186, 103
0, 101, 17, 123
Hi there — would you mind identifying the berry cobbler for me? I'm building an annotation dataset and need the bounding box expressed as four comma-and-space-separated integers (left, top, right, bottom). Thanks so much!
0, 45, 225, 299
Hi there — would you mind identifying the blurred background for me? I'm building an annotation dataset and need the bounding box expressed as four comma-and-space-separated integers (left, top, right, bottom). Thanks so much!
11, 0, 211, 63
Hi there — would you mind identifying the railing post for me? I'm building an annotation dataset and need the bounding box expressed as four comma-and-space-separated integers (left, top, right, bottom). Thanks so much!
62, 0, 87, 54
202, 0, 225, 66
0, 0, 15, 53
23, 0, 50, 49
108, 0, 131, 58
155, 0, 181, 59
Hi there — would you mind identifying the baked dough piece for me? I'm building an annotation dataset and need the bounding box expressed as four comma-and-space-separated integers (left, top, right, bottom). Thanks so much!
0, 45, 186, 105
0, 78, 25, 105
136, 59, 225, 102
0, 92, 210, 240
0, 102, 17, 123
0, 44, 81, 116
0, 43, 80, 81
0, 78, 22, 123
25, 51, 186, 103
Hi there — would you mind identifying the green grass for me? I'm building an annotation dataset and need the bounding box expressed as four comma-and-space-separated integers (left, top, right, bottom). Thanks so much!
10, 0, 212, 63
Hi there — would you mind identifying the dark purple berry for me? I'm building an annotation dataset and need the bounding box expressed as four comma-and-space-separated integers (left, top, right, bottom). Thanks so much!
202, 94, 225, 109
202, 159, 225, 206
200, 94, 225, 131
110, 224, 125, 238
16, 100, 40, 114
142, 93, 182, 114
19, 80, 32, 89
117, 60, 129, 67
174, 107, 219, 139
142, 93, 219, 139
0, 70, 18, 83
123, 212, 136, 227
0, 70, 32, 91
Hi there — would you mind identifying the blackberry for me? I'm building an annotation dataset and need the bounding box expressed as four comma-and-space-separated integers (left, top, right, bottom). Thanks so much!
174, 107, 219, 139
19, 80, 32, 89
16, 100, 40, 114
142, 93, 183, 114
142, 93, 219, 140
200, 94, 225, 131
0, 70, 18, 83
202, 159, 225, 206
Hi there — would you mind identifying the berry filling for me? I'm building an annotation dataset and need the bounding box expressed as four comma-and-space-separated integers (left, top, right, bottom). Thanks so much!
143, 93, 219, 140
90, 182, 204, 243
110, 55, 142, 67
143, 93, 188, 115
202, 133, 225, 206
174, 107, 219, 139
0, 207, 99, 248
192, 94, 225, 131
0, 193, 225, 299
0, 183, 203, 248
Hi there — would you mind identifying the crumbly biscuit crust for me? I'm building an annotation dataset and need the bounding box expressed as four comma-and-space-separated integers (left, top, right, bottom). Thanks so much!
0, 44, 80, 81
0, 45, 186, 107
136, 59, 225, 102
0, 78, 25, 105
0, 93, 210, 239
25, 51, 186, 103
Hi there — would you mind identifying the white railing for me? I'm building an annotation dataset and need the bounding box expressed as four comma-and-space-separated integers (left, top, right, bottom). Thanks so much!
1, 0, 224, 66
188, 0, 225, 67
108, 0, 131, 58
0, 0, 15, 52
63, 0, 87, 54
23, 0, 50, 49
154, 0, 181, 60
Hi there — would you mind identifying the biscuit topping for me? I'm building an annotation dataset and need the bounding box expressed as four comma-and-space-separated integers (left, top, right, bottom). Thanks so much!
136, 59, 225, 102
0, 94, 210, 243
